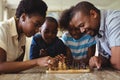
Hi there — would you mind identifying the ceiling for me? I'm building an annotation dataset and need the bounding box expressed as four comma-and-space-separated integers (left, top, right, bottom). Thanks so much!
6, 0, 120, 11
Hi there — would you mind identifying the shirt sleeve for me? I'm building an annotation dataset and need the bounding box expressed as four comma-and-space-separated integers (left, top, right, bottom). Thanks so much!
0, 26, 7, 52
107, 14, 120, 47
29, 36, 40, 59
56, 39, 67, 56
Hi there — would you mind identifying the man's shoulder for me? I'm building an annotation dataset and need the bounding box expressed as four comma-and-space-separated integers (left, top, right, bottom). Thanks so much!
102, 9, 120, 18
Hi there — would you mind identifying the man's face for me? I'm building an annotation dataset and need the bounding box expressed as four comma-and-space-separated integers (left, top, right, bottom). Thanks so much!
70, 11, 99, 37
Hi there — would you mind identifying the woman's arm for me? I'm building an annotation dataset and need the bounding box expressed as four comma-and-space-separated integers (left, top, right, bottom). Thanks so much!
0, 48, 51, 73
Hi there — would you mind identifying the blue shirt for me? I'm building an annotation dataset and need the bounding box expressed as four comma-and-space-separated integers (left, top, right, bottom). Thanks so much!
30, 34, 66, 59
95, 10, 120, 59
61, 32, 96, 59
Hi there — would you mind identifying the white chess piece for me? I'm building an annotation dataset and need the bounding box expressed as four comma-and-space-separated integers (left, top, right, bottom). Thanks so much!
58, 61, 62, 70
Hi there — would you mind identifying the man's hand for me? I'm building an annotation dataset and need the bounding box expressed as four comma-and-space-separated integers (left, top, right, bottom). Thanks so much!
89, 56, 102, 69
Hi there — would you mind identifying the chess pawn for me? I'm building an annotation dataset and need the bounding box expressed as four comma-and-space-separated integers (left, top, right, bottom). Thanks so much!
58, 61, 63, 70
48, 67, 52, 71
63, 62, 67, 70
48, 64, 52, 71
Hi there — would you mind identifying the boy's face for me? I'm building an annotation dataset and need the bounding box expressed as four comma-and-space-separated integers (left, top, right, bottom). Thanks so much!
40, 21, 58, 44
21, 14, 45, 37
68, 25, 84, 40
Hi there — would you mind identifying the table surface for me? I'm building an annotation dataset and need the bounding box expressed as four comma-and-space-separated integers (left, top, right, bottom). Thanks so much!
0, 67, 120, 80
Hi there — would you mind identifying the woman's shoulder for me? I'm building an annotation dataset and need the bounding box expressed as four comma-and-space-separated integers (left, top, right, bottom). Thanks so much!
0, 18, 13, 30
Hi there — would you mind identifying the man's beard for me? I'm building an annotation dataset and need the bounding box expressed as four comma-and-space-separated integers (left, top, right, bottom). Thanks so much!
91, 28, 99, 37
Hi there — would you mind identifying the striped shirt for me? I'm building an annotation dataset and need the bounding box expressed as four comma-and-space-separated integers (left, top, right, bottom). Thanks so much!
61, 32, 96, 59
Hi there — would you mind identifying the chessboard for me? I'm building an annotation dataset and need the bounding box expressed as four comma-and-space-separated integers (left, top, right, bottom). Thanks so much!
46, 68, 90, 74
46, 61, 90, 74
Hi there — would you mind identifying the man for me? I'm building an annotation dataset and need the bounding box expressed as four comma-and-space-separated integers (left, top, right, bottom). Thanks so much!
61, 1, 120, 70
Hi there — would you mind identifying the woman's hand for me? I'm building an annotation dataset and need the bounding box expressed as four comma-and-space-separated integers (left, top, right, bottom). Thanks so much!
36, 56, 52, 67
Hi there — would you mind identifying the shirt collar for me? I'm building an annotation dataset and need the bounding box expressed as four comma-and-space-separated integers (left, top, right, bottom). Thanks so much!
8, 17, 18, 38
98, 10, 108, 37
99, 10, 107, 32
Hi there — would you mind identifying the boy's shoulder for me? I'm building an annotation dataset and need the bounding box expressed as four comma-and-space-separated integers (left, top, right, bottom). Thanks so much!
54, 37, 65, 44
33, 33, 42, 41
83, 34, 93, 38
62, 31, 72, 38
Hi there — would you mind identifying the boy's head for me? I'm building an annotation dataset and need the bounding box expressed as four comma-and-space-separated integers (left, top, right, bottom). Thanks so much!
15, 0, 48, 37
59, 7, 84, 40
40, 17, 58, 44
68, 25, 84, 40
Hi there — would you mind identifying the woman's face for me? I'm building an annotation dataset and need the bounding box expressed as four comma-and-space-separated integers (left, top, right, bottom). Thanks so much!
21, 14, 45, 37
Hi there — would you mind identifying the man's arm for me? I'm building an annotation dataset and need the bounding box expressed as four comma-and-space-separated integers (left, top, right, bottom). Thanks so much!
88, 44, 96, 60
110, 46, 120, 70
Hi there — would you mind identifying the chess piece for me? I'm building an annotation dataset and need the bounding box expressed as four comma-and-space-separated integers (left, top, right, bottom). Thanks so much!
48, 67, 51, 71
63, 62, 67, 70
58, 61, 62, 70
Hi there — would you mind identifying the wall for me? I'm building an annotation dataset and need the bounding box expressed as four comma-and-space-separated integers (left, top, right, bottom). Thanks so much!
0, 0, 4, 21
2, 0, 120, 60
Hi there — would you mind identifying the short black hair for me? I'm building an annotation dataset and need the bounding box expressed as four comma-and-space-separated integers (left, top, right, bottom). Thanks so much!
71, 1, 100, 17
59, 6, 74, 31
45, 17, 58, 27
15, 0, 48, 18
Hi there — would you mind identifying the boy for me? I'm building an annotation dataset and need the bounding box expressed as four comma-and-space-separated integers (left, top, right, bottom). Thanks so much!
30, 17, 72, 63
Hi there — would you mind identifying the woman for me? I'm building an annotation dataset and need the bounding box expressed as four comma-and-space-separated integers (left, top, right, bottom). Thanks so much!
0, 0, 53, 73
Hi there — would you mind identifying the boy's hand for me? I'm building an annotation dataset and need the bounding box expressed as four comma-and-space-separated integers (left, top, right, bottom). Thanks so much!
55, 54, 66, 62
89, 56, 102, 69
39, 49, 48, 57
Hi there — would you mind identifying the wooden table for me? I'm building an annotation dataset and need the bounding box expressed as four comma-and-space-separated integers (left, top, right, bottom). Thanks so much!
0, 67, 120, 80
